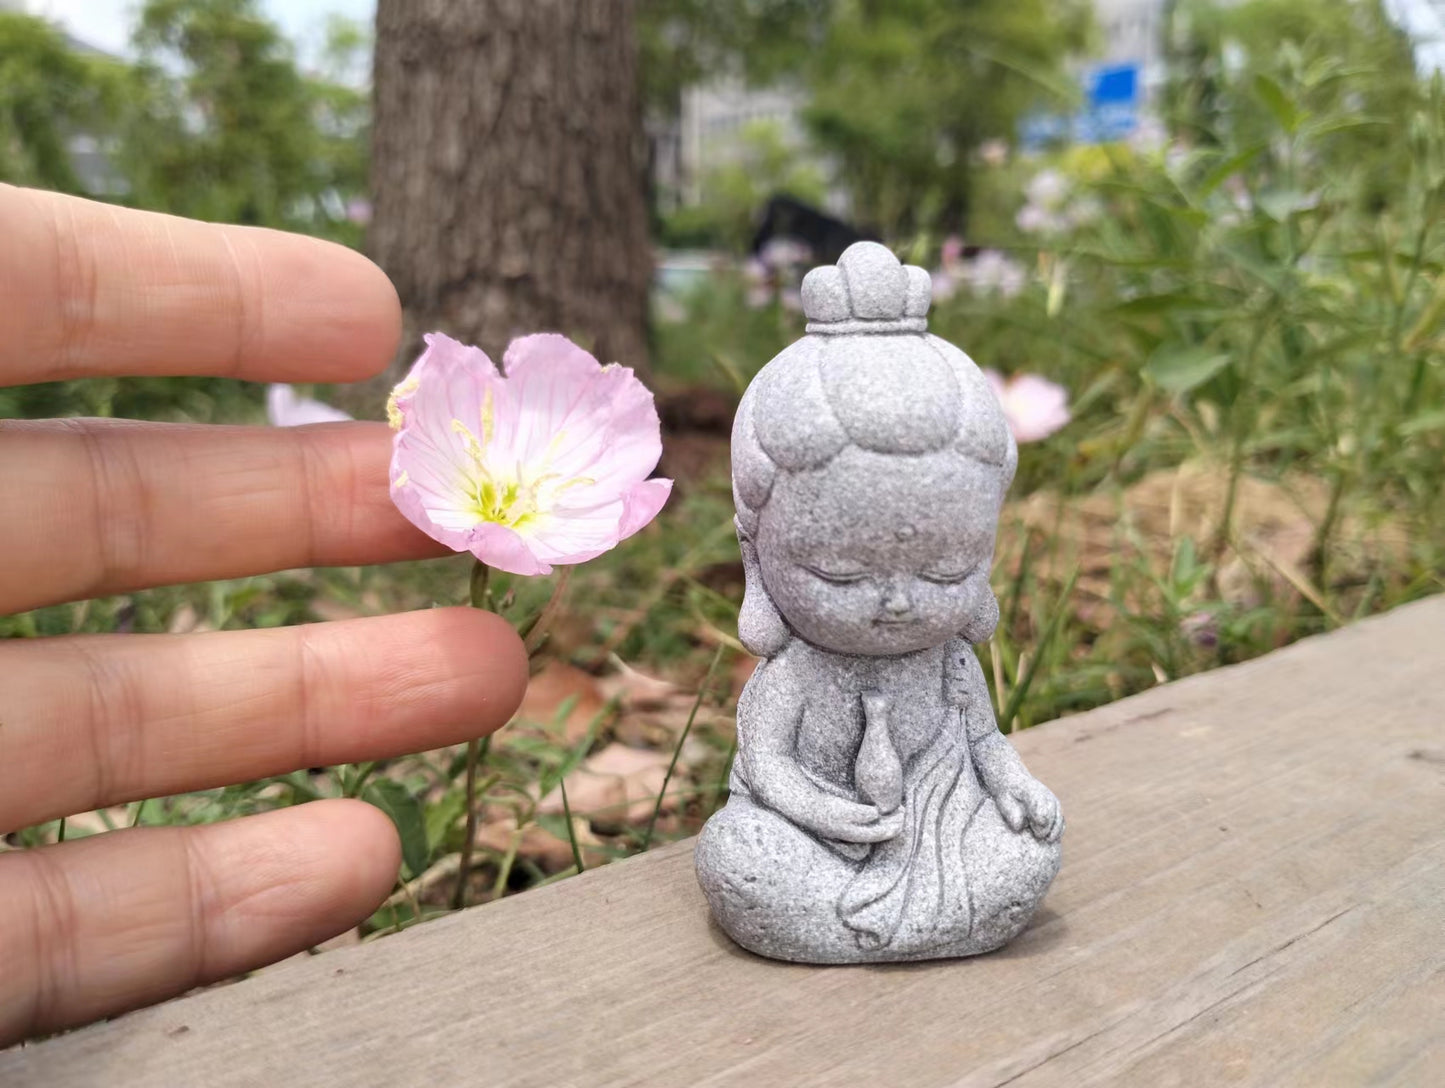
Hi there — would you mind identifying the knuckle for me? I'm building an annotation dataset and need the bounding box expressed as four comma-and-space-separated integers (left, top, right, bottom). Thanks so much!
44, 198, 101, 376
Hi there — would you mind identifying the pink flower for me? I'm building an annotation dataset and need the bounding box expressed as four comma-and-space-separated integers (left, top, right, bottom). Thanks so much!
266, 384, 353, 426
984, 370, 1071, 443
940, 234, 965, 272
345, 198, 373, 225
966, 250, 1028, 300
387, 332, 673, 576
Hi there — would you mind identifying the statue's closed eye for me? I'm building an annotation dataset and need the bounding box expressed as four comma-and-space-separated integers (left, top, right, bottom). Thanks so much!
919, 563, 981, 585
802, 564, 868, 585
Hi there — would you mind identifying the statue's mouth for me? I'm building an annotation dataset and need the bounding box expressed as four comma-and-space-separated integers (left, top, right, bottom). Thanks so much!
873, 617, 916, 627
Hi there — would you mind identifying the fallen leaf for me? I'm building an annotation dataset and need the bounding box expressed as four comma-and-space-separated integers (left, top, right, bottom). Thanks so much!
596, 660, 684, 710
310, 597, 367, 622
166, 604, 211, 634
474, 815, 604, 872
516, 661, 609, 742
537, 744, 679, 829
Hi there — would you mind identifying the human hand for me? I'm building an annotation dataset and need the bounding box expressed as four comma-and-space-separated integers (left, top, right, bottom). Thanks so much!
809, 793, 905, 844
992, 775, 1065, 844
0, 185, 529, 1046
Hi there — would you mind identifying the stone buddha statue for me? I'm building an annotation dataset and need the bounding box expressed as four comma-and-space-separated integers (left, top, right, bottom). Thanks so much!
696, 242, 1064, 963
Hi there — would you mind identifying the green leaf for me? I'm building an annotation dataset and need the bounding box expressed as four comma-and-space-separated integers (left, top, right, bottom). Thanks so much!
1253, 73, 1301, 133
1144, 345, 1232, 394
363, 780, 430, 879
1110, 292, 1204, 316
1195, 144, 1265, 198
1399, 410, 1445, 437
1257, 189, 1319, 221
424, 788, 469, 853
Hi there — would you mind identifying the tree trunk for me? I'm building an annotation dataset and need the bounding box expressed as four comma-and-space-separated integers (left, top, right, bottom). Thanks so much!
369, 0, 651, 385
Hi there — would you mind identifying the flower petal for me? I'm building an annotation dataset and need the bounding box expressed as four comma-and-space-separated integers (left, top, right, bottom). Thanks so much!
267, 384, 352, 426
496, 334, 608, 468
498, 335, 662, 504
983, 368, 1007, 402
617, 478, 673, 540
387, 330, 668, 574
390, 332, 499, 431
389, 453, 473, 552
1001, 373, 1070, 443
467, 522, 553, 576
521, 500, 629, 567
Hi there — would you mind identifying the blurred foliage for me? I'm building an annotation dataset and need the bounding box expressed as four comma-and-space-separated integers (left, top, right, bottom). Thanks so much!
800, 0, 1091, 236
640, 0, 1090, 238
653, 0, 1445, 727
0, 1, 368, 243
0, 12, 129, 193
1164, 0, 1422, 212
659, 120, 828, 249
638, 0, 830, 114
122, 0, 369, 240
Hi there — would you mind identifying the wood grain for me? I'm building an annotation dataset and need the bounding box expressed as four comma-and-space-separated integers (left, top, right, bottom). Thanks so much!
4, 597, 1443, 1087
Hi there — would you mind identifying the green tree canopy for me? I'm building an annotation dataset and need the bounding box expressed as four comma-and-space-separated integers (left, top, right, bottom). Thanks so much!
119, 0, 368, 240
0, 12, 127, 194
801, 0, 1091, 236
641, 0, 1092, 239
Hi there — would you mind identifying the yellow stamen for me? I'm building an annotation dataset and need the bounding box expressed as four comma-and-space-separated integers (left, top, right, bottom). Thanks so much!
386, 374, 420, 430
480, 389, 495, 444
451, 419, 486, 464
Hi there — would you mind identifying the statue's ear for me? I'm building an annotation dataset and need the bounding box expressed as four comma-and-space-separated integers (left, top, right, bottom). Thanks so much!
958, 585, 1000, 645
736, 520, 791, 658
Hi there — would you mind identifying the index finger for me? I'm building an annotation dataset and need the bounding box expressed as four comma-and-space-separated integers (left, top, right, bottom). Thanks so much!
0, 185, 401, 388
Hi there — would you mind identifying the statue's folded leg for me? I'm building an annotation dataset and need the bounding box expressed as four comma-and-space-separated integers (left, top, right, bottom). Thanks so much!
694, 795, 862, 964
958, 798, 1062, 953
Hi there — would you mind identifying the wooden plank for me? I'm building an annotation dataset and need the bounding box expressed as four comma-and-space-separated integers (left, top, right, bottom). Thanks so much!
3, 596, 1443, 1088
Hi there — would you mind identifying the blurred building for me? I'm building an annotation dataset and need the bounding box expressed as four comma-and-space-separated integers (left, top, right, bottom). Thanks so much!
660, 0, 1173, 204
674, 79, 810, 207
1092, 0, 1168, 99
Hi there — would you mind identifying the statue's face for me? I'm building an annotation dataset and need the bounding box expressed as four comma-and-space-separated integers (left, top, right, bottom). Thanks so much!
755, 447, 1002, 656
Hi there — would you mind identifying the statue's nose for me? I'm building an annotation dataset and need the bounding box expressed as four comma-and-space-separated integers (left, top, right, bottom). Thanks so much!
882, 581, 913, 618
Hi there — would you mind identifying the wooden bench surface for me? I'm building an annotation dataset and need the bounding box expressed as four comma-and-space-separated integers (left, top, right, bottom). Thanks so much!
4, 597, 1443, 1087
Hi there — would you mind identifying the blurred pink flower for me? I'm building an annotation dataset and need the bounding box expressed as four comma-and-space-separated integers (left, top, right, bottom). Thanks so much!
940, 233, 965, 272
266, 384, 352, 426
1181, 610, 1219, 649
387, 332, 672, 576
978, 139, 1009, 167
984, 370, 1071, 443
929, 268, 958, 302
345, 198, 373, 225
1025, 169, 1069, 209
966, 249, 1028, 300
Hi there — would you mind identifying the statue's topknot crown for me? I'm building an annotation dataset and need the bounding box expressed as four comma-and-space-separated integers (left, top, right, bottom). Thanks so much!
801, 241, 932, 335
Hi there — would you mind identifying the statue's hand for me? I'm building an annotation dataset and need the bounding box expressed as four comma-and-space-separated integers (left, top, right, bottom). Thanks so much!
992, 775, 1064, 844
808, 794, 905, 844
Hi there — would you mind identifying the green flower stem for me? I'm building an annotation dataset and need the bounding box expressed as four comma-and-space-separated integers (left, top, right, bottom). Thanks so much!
522, 567, 572, 655
643, 644, 726, 851
558, 775, 584, 874
454, 559, 493, 910
469, 558, 492, 612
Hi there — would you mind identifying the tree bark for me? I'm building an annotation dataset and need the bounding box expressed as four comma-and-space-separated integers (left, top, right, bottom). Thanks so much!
369, 0, 651, 385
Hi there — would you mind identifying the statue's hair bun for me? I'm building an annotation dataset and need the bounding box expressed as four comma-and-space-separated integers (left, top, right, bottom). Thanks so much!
802, 242, 931, 334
